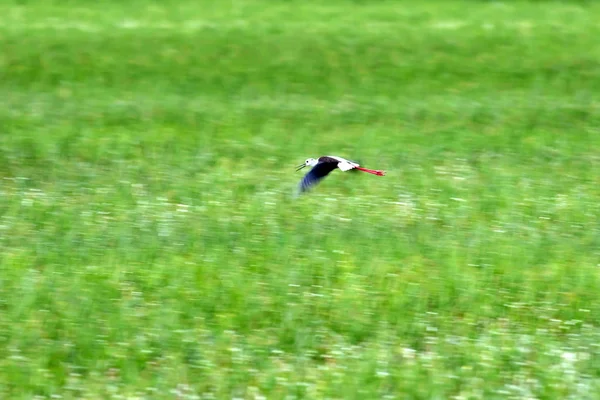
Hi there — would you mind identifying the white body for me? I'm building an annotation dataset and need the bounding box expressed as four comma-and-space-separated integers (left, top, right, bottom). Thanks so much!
302, 155, 360, 171
326, 155, 359, 171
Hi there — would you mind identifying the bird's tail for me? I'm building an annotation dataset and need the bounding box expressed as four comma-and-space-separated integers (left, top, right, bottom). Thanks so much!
355, 167, 386, 176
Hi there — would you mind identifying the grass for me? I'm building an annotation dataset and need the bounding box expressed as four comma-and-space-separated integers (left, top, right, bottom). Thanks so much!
1, 0, 600, 398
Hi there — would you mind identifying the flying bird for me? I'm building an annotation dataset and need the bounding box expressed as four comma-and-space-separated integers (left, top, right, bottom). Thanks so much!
296, 155, 385, 193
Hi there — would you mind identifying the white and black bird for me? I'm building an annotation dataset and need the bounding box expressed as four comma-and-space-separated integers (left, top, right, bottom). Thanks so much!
296, 155, 385, 193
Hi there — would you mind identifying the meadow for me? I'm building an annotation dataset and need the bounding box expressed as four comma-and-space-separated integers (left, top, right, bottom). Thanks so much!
1, 0, 600, 398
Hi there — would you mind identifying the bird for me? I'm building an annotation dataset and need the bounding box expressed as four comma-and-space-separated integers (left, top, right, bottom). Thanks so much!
295, 155, 385, 193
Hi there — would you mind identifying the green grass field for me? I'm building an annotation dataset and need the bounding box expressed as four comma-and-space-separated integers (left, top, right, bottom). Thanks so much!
2, 0, 600, 398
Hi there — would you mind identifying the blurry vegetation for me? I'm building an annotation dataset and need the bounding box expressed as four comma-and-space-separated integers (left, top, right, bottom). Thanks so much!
1, 0, 600, 398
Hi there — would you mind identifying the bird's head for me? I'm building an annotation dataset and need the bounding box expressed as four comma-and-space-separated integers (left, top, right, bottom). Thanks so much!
296, 158, 318, 171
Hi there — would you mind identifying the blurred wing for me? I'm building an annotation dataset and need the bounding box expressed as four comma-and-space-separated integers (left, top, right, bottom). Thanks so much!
298, 162, 338, 192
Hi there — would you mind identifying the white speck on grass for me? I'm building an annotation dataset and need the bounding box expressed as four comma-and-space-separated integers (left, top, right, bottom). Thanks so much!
402, 348, 416, 359
21, 198, 33, 207
561, 351, 577, 362
176, 204, 189, 212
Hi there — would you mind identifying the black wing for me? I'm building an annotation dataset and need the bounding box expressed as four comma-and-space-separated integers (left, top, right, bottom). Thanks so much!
298, 161, 339, 193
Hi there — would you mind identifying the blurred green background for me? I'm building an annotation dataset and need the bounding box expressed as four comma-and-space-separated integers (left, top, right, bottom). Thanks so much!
1, 0, 600, 398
